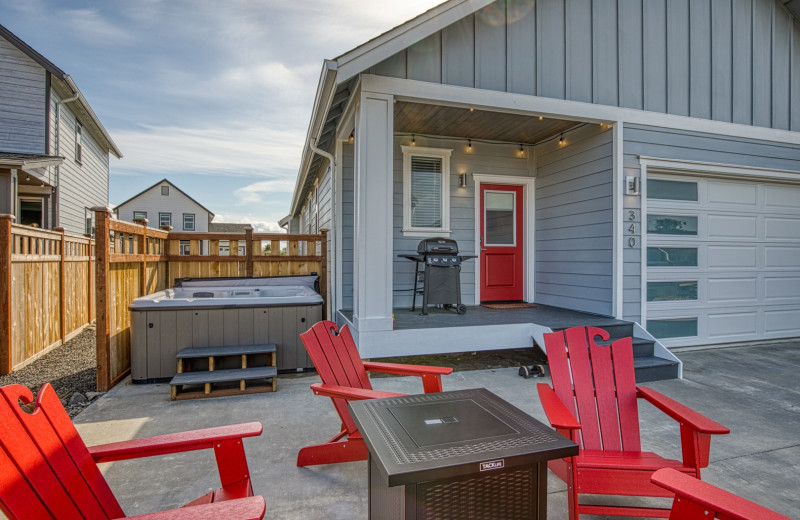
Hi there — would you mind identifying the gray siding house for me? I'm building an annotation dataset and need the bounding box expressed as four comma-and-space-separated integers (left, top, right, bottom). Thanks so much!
0, 23, 122, 236
287, 0, 800, 359
115, 179, 214, 234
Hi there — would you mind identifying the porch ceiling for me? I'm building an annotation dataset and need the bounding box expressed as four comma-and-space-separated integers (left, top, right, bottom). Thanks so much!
394, 102, 581, 145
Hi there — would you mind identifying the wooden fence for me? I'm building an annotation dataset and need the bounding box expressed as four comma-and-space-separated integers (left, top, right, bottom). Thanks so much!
94, 209, 328, 391
0, 215, 95, 375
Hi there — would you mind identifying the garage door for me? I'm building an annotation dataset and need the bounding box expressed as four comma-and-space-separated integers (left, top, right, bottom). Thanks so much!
645, 174, 800, 347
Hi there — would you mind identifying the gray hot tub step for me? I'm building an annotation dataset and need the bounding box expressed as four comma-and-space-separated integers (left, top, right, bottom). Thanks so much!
176, 343, 276, 358
170, 366, 278, 400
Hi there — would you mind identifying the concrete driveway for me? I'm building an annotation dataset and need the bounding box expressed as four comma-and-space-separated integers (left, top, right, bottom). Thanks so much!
74, 341, 800, 519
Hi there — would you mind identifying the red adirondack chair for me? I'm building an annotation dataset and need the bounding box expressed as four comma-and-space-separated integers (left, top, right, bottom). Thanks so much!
0, 383, 266, 520
297, 320, 453, 466
537, 326, 730, 519
652, 468, 793, 520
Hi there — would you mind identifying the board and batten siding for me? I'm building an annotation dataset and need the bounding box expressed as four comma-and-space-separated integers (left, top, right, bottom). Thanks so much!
0, 35, 46, 154
116, 181, 210, 232
52, 91, 109, 235
368, 0, 800, 132
341, 144, 355, 311
534, 125, 614, 315
622, 123, 800, 323
392, 135, 531, 308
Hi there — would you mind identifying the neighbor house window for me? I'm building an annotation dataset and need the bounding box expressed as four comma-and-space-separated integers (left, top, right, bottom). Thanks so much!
161, 185, 169, 196
402, 146, 452, 236
75, 123, 83, 164
159, 212, 171, 228
179, 240, 190, 255
133, 211, 147, 221
183, 213, 195, 231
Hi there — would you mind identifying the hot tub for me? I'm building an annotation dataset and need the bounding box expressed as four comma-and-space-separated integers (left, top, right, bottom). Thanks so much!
130, 276, 322, 382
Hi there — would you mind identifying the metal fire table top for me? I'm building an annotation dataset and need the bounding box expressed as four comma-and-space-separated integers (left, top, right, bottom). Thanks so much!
349, 388, 578, 487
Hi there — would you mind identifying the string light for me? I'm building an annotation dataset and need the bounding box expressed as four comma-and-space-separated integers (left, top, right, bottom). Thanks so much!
558, 134, 565, 146
518, 143, 524, 156
467, 139, 472, 151
538, 116, 544, 121
348, 131, 354, 144
411, 134, 416, 145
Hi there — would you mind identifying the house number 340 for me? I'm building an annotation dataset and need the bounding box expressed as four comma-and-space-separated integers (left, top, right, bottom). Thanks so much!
627, 210, 637, 248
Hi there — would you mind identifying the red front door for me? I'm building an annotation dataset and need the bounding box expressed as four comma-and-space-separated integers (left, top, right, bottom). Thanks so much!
480, 184, 524, 302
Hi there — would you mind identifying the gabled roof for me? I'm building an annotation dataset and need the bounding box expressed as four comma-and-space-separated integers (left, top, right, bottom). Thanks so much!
0, 23, 123, 159
290, 0, 493, 216
114, 178, 215, 217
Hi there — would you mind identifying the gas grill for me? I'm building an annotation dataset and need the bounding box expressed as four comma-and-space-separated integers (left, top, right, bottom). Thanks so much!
399, 238, 475, 316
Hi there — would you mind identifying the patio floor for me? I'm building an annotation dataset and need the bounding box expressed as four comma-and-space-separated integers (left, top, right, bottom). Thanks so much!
73, 340, 800, 519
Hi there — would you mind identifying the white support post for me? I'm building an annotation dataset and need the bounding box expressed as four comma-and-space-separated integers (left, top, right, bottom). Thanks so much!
353, 90, 394, 332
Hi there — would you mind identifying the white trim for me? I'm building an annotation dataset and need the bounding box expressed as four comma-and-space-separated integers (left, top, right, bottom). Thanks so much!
639, 156, 800, 183
613, 122, 624, 318
333, 138, 344, 316
640, 161, 649, 326
401, 145, 453, 236
335, 0, 495, 82
472, 174, 535, 304
361, 74, 800, 145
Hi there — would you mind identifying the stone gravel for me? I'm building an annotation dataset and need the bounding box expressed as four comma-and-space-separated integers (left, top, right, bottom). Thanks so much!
0, 326, 102, 418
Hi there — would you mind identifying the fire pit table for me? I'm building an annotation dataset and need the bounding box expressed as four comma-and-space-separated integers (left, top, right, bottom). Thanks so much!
349, 388, 578, 519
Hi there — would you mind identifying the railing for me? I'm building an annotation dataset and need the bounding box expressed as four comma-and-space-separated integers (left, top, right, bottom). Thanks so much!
0, 215, 95, 374
94, 209, 328, 391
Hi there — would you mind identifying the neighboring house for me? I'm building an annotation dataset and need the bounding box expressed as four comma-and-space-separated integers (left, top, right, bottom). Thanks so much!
0, 23, 122, 236
286, 0, 800, 358
115, 179, 248, 255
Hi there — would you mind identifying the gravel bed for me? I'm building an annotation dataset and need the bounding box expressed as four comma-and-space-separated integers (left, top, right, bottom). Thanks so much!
0, 327, 102, 418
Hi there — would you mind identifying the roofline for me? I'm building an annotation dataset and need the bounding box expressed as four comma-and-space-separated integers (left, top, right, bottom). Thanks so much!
335, 0, 494, 82
0, 23, 122, 159
114, 178, 215, 217
289, 60, 338, 216
288, 0, 494, 217
0, 155, 64, 170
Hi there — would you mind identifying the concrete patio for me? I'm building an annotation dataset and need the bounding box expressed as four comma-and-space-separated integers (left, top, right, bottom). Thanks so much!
74, 341, 800, 519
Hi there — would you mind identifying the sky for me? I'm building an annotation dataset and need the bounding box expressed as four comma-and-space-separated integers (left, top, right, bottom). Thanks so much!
0, 0, 443, 231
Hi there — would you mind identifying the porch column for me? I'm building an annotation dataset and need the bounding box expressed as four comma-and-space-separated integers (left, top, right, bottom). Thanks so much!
352, 90, 393, 332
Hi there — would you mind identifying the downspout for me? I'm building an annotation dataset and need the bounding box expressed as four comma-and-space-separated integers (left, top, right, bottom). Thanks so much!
309, 137, 336, 320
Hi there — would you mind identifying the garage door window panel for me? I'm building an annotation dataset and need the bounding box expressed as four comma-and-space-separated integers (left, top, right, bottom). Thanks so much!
647, 247, 698, 267
648, 179, 698, 201
647, 281, 698, 302
647, 318, 698, 339
647, 215, 698, 235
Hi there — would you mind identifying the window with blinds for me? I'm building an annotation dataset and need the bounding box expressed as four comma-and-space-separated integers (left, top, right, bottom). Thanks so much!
410, 157, 442, 228
401, 145, 452, 235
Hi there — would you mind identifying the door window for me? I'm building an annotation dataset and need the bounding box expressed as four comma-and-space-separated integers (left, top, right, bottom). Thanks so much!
484, 191, 515, 246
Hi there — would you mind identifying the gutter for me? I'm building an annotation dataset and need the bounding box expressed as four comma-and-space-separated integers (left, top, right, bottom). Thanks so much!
63, 75, 123, 159
289, 60, 338, 217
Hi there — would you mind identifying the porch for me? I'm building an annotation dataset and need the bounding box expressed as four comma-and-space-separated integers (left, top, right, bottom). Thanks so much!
339, 304, 681, 382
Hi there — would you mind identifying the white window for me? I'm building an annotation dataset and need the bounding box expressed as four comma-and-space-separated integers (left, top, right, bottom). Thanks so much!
402, 146, 452, 236
75, 123, 83, 164
183, 213, 195, 231
159, 212, 171, 228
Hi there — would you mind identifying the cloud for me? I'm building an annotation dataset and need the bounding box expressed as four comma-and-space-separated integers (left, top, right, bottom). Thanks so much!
234, 179, 297, 205
111, 123, 305, 178
61, 8, 136, 45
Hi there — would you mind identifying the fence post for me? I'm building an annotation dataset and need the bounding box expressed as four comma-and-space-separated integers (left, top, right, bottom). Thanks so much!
135, 218, 148, 296
93, 207, 112, 391
319, 229, 329, 321
0, 215, 13, 375
54, 227, 66, 346
245, 227, 254, 277
161, 225, 172, 286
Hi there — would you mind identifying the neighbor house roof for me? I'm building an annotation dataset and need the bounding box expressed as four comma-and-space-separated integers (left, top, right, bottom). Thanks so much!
114, 178, 215, 217
208, 223, 252, 233
0, 152, 64, 170
0, 23, 123, 159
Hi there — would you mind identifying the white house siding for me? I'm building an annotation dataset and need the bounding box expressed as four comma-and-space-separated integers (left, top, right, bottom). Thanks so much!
341, 144, 355, 311
367, 0, 800, 132
391, 135, 531, 308
116, 182, 210, 233
52, 91, 109, 235
534, 125, 614, 316
0, 36, 46, 154
622, 124, 800, 325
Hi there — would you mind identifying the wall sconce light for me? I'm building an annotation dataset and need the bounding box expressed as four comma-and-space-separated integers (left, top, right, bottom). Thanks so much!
460, 173, 468, 188
625, 176, 640, 195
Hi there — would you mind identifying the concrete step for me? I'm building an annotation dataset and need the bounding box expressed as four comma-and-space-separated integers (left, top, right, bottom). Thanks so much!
633, 356, 680, 383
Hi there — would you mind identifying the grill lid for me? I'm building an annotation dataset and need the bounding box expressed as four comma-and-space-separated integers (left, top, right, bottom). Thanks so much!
417, 237, 458, 255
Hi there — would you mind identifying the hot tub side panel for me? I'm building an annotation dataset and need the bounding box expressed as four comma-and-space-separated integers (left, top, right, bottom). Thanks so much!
131, 304, 321, 381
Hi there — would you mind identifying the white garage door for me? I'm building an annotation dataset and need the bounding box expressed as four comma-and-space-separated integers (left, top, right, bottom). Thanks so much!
645, 174, 800, 347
